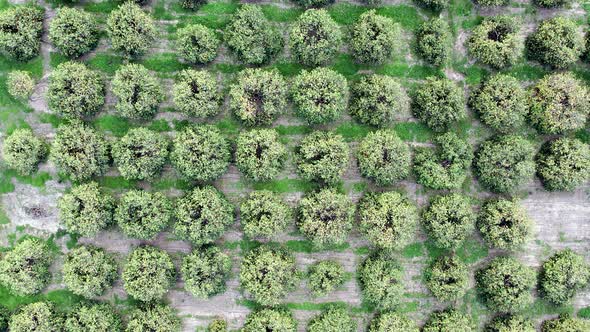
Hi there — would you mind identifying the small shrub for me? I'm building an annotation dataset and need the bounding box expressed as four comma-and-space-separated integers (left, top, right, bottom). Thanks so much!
0, 306, 8, 331
422, 193, 475, 249
350, 74, 409, 127
181, 0, 208, 10
358, 251, 404, 310
536, 137, 590, 191
240, 245, 299, 306
112, 128, 169, 181
115, 190, 171, 240
467, 16, 522, 69
229, 68, 287, 126
112, 64, 163, 119
474, 0, 508, 5
208, 319, 227, 332
416, 18, 451, 67
474, 135, 535, 193
236, 129, 287, 181
64, 303, 121, 332
542, 314, 590, 331
174, 186, 234, 246
181, 246, 231, 298
126, 304, 181, 331
289, 9, 342, 66
308, 306, 354, 332
173, 69, 220, 118
478, 198, 532, 250
123, 246, 175, 302
526, 17, 584, 69
62, 245, 117, 299
533, 0, 570, 7
240, 190, 291, 239
368, 312, 419, 332
291, 67, 348, 125
485, 315, 535, 332
357, 129, 411, 186
413, 77, 465, 132
7, 70, 35, 99
224, 5, 283, 65
0, 6, 43, 61
171, 125, 230, 181
423, 309, 473, 332
425, 255, 469, 301
49, 7, 98, 58
0, 238, 52, 296
107, 2, 156, 56
293, 0, 334, 7
307, 260, 345, 297
413, 132, 473, 190
48, 61, 104, 119
242, 308, 297, 332
176, 24, 219, 64
58, 182, 114, 237
351, 10, 398, 64
9, 302, 61, 332
358, 191, 418, 250
296, 131, 350, 184
2, 128, 46, 176
539, 249, 590, 305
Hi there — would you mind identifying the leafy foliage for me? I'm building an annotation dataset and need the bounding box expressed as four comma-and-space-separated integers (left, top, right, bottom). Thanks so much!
478, 198, 532, 250
208, 319, 227, 332
174, 186, 233, 246
8, 302, 62, 332
307, 260, 345, 297
181, 0, 208, 10
423, 309, 473, 332
289, 9, 342, 66
171, 125, 230, 181
112, 128, 169, 181
308, 306, 355, 332
351, 10, 398, 64
242, 308, 297, 332
112, 64, 163, 119
485, 314, 535, 332
240, 190, 291, 239
357, 129, 410, 186
349, 74, 409, 127
64, 303, 121, 332
7, 70, 35, 99
107, 2, 156, 56
467, 16, 522, 69
176, 24, 219, 64
296, 131, 350, 184
541, 314, 590, 331
422, 194, 475, 249
358, 191, 418, 250
358, 251, 404, 310
240, 245, 299, 306
0, 238, 52, 296
173, 69, 220, 118
58, 182, 114, 237
526, 17, 584, 69
539, 249, 590, 305
236, 129, 287, 181
0, 305, 7, 332
291, 67, 348, 125
123, 246, 175, 302
126, 304, 181, 332
474, 0, 508, 5
368, 312, 419, 332
181, 246, 231, 298
533, 0, 569, 7
0, 6, 43, 61
413, 77, 465, 132
416, 18, 451, 67
115, 190, 171, 240
474, 135, 535, 193
425, 255, 469, 302
2, 128, 46, 176
536, 137, 590, 191
49, 7, 98, 58
62, 245, 117, 299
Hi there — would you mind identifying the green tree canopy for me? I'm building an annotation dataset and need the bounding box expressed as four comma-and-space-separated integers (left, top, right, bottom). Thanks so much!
357, 130, 411, 186
240, 190, 291, 239
115, 190, 171, 240
478, 198, 532, 250
307, 260, 345, 297
485, 314, 535, 332
58, 182, 114, 237
541, 314, 590, 331
289, 9, 342, 66
423, 309, 473, 332
296, 131, 350, 184
351, 10, 398, 64
0, 237, 52, 296
49, 7, 98, 58
176, 24, 219, 64
358, 251, 404, 311
181, 0, 207, 10
539, 249, 590, 305
536, 137, 590, 191
416, 18, 451, 66
181, 246, 231, 298
307, 306, 355, 332
126, 304, 181, 332
425, 254, 469, 301
112, 128, 169, 181
422, 193, 475, 249
467, 16, 522, 68
369, 312, 419, 332
350, 74, 409, 127
0, 6, 43, 61
112, 64, 163, 119
173, 69, 220, 118
236, 129, 287, 181
526, 17, 584, 69
242, 308, 297, 332
123, 246, 175, 302
7, 70, 35, 100
413, 77, 465, 132
64, 303, 121, 332
107, 2, 156, 56
62, 245, 117, 299
2, 128, 46, 176
8, 302, 62, 332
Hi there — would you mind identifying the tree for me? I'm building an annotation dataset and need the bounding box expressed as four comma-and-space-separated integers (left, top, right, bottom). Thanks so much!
368, 312, 419, 332
64, 303, 121, 332
423, 309, 473, 332
0, 237, 52, 296
474, 135, 535, 193
541, 314, 590, 331
58, 182, 114, 237
414, 0, 448, 11
539, 249, 590, 305
224, 5, 282, 65
2, 128, 46, 176
478, 198, 532, 250
48, 61, 104, 119
107, 2, 156, 56
126, 304, 181, 332
242, 308, 297, 332
181, 0, 207, 10
414, 132, 473, 190
7, 70, 35, 99
528, 72, 590, 134
173, 69, 220, 118
182, 246, 231, 299
0, 305, 8, 331
349, 74, 409, 127
289, 9, 342, 66
115, 190, 171, 240
123, 246, 175, 302
293, 0, 334, 7
229, 68, 287, 126
174, 186, 234, 246
50, 123, 110, 182
307, 260, 345, 297
357, 130, 411, 186
425, 254, 469, 301
112, 64, 163, 119
536, 137, 590, 191
416, 18, 451, 67
176, 24, 219, 64
308, 306, 355, 332
486, 314, 535, 332
240, 245, 299, 306
467, 16, 522, 68
171, 125, 230, 181
526, 17, 584, 69
476, 256, 535, 312
112, 128, 169, 181
413, 77, 465, 132
291, 67, 348, 125
474, 0, 508, 5
351, 10, 398, 64
8, 302, 62, 332
358, 251, 404, 310
49, 7, 98, 58
62, 245, 117, 299
296, 131, 350, 184
0, 6, 43, 61
240, 190, 291, 239
298, 189, 355, 248
534, 0, 569, 7
208, 319, 226, 332
236, 129, 287, 181
422, 194, 475, 249
470, 74, 527, 132
358, 191, 418, 250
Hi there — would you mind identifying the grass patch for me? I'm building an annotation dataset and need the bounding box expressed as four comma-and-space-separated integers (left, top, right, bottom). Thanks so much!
501, 63, 547, 81
0, 206, 10, 225
93, 115, 133, 137
376, 5, 423, 30
574, 129, 590, 144
578, 306, 590, 318
215, 117, 240, 137
330, 54, 361, 79
334, 122, 372, 141
147, 119, 172, 132
0, 55, 43, 78
38, 113, 65, 128
84, 0, 119, 14
394, 122, 433, 142
98, 176, 138, 190
49, 52, 68, 68
213, 63, 244, 74
270, 62, 304, 77
328, 3, 367, 25
284, 240, 349, 253
0, 169, 52, 193
402, 242, 424, 258
141, 53, 188, 73
275, 125, 312, 136
455, 236, 488, 264
252, 178, 315, 193
87, 53, 124, 75
261, 5, 303, 22
377, 63, 441, 80
522, 298, 573, 318
151, 177, 192, 191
